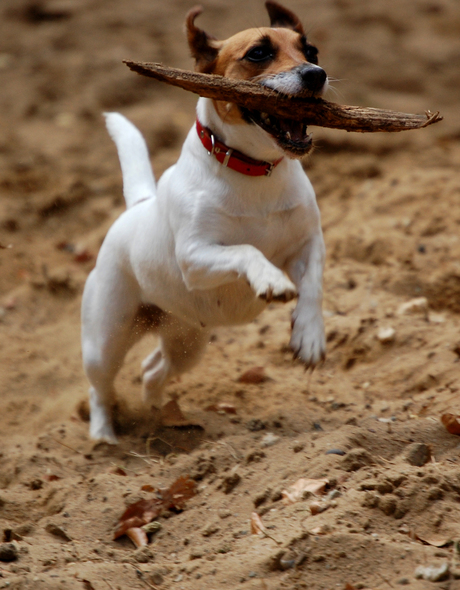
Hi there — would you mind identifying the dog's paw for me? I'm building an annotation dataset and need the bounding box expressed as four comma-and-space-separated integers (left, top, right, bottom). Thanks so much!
290, 311, 326, 370
89, 421, 119, 445
250, 268, 297, 303
89, 391, 119, 444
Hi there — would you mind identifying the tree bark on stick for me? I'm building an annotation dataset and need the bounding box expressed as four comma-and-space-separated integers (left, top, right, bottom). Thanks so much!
124, 60, 442, 134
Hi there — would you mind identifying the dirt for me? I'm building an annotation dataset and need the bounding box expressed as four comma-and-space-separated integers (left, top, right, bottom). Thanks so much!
1, 1, 460, 589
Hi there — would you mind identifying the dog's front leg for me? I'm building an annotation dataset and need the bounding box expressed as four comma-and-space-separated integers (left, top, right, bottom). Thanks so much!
287, 232, 326, 369
177, 240, 297, 303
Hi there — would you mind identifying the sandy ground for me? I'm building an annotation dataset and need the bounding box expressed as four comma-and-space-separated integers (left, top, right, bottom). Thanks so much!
1, 0, 460, 588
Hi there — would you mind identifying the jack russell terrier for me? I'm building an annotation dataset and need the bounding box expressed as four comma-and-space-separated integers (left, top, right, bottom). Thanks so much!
82, 1, 328, 443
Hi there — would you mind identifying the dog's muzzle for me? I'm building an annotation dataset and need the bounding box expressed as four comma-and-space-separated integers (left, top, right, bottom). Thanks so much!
297, 64, 328, 95
241, 64, 328, 158
263, 63, 328, 98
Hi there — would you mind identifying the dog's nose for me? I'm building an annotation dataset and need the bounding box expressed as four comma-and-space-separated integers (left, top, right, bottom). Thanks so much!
299, 64, 327, 93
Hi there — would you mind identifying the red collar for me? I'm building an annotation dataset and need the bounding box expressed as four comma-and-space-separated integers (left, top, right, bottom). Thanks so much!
196, 119, 283, 177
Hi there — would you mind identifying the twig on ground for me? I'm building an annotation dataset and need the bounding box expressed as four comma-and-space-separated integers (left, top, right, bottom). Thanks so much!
261, 528, 282, 545
49, 437, 84, 455
127, 450, 160, 465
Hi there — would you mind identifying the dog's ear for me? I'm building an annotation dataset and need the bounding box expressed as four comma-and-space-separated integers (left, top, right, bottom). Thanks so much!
265, 1, 304, 35
186, 6, 222, 73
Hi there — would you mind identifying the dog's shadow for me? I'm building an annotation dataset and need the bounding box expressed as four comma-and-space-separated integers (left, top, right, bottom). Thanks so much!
111, 399, 206, 456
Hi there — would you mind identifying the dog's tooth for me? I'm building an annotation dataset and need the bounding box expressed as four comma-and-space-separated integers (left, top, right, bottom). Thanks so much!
286, 131, 291, 140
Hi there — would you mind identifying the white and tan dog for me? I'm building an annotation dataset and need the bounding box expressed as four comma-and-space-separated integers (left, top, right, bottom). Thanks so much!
82, 1, 328, 443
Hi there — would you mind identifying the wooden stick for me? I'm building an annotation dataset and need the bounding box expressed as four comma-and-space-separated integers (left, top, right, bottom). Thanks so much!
124, 60, 442, 134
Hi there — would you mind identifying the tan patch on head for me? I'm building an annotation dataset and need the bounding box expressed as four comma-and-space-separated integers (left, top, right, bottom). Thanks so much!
211, 27, 308, 124
214, 28, 307, 78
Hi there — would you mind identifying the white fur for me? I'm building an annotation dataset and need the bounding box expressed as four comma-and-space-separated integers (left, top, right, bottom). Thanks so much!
104, 112, 156, 208
82, 96, 326, 444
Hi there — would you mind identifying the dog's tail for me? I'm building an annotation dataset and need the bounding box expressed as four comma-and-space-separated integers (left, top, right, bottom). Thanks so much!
104, 112, 156, 209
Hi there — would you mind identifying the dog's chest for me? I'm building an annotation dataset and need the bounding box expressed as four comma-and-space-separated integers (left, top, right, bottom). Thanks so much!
222, 205, 308, 263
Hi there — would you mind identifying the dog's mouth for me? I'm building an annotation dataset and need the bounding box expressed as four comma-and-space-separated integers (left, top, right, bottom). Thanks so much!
242, 108, 313, 158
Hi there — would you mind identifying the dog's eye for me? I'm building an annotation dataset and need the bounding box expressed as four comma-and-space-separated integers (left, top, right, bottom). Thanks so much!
303, 44, 318, 65
244, 45, 274, 63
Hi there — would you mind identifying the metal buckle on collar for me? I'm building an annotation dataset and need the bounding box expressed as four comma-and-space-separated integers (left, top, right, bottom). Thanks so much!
207, 132, 216, 157
265, 161, 275, 177
222, 148, 233, 167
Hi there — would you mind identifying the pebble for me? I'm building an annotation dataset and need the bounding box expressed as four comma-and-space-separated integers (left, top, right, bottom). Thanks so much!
246, 419, 266, 432
149, 571, 164, 585
325, 449, 346, 456
267, 550, 289, 571
341, 448, 373, 472
0, 543, 18, 562
45, 523, 72, 542
260, 432, 280, 448
221, 472, 241, 494
218, 508, 232, 519
397, 297, 428, 316
310, 501, 330, 515
134, 546, 153, 563
327, 490, 342, 500
403, 443, 431, 467
190, 549, 204, 560
201, 522, 220, 537
378, 495, 397, 516
377, 326, 396, 344
142, 522, 162, 534
415, 562, 449, 582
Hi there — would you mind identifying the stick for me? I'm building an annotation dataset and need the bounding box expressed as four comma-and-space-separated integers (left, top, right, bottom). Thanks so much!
124, 61, 442, 134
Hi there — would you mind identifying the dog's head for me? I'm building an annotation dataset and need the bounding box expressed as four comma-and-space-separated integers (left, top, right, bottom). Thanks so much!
186, 1, 327, 157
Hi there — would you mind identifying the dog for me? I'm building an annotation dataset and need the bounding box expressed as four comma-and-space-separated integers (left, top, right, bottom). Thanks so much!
81, 1, 328, 443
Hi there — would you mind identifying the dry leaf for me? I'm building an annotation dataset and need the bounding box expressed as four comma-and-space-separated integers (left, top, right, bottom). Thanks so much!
141, 484, 156, 492
126, 527, 148, 548
74, 249, 93, 263
114, 498, 163, 539
111, 467, 127, 476
238, 366, 267, 384
250, 512, 265, 535
43, 474, 61, 482
309, 501, 330, 515
160, 475, 196, 510
282, 478, 329, 505
160, 399, 197, 427
441, 413, 460, 435
114, 475, 196, 542
415, 532, 452, 547
310, 524, 330, 535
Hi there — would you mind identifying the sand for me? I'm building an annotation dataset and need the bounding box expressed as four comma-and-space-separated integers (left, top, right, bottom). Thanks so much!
0, 1, 460, 588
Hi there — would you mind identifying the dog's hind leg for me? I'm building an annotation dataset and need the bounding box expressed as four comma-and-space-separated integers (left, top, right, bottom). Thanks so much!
81, 268, 144, 444
141, 316, 209, 410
